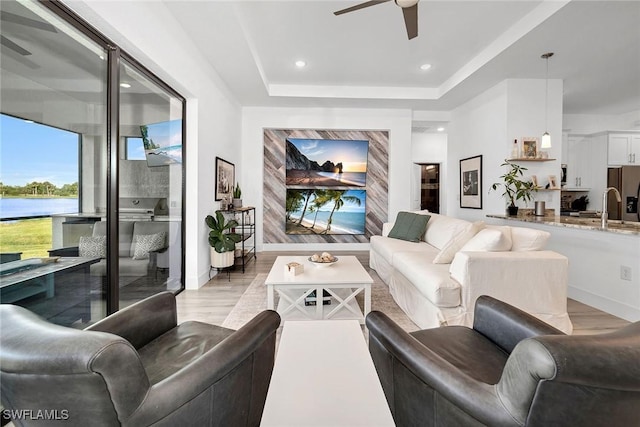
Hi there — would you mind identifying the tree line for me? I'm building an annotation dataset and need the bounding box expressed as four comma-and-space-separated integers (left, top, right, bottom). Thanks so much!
0, 181, 78, 197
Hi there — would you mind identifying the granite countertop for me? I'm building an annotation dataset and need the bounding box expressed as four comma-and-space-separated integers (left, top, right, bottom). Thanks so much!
487, 212, 640, 236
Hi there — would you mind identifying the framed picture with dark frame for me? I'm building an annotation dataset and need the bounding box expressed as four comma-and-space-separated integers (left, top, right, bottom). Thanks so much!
460, 155, 483, 209
215, 157, 235, 201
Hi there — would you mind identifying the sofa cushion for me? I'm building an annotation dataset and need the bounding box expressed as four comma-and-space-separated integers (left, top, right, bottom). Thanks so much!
459, 228, 512, 252
370, 235, 437, 265
93, 221, 135, 258
132, 232, 167, 260
485, 225, 513, 250
433, 221, 485, 264
424, 214, 473, 250
393, 251, 461, 307
510, 227, 550, 251
388, 212, 431, 243
79, 236, 106, 258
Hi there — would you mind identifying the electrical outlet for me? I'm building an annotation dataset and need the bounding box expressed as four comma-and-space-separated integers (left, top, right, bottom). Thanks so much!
620, 266, 632, 281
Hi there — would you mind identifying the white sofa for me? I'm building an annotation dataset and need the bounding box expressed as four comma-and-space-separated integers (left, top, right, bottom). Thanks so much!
370, 212, 573, 333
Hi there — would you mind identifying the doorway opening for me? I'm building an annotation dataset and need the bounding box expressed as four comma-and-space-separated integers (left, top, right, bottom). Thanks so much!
418, 163, 440, 213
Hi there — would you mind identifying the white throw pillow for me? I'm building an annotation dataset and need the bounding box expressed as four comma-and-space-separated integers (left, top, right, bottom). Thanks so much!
510, 227, 550, 251
132, 232, 167, 260
432, 221, 485, 264
79, 235, 106, 258
459, 228, 511, 252
424, 214, 475, 250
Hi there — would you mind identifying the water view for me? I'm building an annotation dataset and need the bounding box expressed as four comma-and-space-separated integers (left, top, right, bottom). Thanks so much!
0, 198, 79, 220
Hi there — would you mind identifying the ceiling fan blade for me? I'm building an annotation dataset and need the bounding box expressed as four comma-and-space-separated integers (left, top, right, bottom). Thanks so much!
334, 0, 391, 16
401, 3, 418, 39
1, 35, 32, 56
1, 11, 57, 33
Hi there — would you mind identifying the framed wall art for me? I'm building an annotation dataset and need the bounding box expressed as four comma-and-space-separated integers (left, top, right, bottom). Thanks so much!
521, 137, 538, 158
215, 157, 235, 201
460, 155, 483, 209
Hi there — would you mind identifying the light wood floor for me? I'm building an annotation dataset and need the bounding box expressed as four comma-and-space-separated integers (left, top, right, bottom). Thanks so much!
176, 251, 631, 335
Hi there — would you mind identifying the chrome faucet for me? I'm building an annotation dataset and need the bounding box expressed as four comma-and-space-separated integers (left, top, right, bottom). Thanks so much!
601, 187, 622, 229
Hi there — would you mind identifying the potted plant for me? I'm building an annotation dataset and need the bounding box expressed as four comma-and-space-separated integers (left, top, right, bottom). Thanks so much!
205, 211, 242, 268
232, 183, 242, 209
490, 160, 537, 216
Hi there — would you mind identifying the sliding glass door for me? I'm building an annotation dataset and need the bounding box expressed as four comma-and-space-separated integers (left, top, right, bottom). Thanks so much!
0, 0, 185, 325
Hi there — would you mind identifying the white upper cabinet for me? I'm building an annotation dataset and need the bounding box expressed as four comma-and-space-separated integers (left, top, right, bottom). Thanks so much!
608, 133, 640, 165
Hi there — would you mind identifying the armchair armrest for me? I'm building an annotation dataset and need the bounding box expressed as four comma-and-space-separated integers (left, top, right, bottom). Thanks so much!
473, 295, 564, 353
48, 247, 79, 257
366, 311, 518, 426
126, 310, 281, 426
85, 291, 177, 349
450, 250, 572, 333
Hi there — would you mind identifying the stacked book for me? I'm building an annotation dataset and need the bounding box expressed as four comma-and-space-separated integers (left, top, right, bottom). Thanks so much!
304, 289, 331, 306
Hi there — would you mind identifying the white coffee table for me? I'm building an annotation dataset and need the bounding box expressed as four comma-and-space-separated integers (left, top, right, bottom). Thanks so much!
261, 320, 395, 427
265, 255, 373, 323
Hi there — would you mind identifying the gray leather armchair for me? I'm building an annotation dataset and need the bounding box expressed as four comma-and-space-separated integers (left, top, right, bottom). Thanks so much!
1, 291, 280, 426
366, 295, 640, 427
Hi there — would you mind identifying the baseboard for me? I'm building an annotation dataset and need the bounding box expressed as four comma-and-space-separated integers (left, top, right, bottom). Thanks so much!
568, 286, 640, 322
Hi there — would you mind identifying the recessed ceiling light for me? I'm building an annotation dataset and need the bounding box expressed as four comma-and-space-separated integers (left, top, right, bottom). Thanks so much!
420, 63, 432, 71
120, 83, 131, 88
295, 60, 306, 68
24, 119, 34, 124
437, 127, 445, 132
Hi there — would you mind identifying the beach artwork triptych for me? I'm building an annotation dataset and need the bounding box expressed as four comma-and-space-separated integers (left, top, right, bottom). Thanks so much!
285, 138, 368, 235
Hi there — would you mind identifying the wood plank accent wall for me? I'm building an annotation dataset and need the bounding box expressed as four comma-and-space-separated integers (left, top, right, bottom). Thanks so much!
263, 129, 389, 244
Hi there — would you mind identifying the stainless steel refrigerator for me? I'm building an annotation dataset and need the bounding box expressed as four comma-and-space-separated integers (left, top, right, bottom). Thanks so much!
607, 166, 640, 222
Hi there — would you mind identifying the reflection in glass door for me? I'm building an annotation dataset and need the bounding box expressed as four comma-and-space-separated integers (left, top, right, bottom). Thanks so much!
0, 0, 108, 326
118, 58, 184, 308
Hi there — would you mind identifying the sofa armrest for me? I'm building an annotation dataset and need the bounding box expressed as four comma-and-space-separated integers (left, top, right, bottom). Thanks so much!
126, 310, 281, 426
48, 247, 79, 257
450, 250, 572, 333
85, 291, 177, 349
473, 295, 564, 353
366, 311, 520, 426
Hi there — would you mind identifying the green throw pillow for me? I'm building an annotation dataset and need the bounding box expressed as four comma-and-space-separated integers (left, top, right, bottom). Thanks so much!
388, 212, 431, 242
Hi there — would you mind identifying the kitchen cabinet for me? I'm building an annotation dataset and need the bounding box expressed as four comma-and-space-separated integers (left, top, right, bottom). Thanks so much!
608, 133, 640, 165
565, 136, 591, 189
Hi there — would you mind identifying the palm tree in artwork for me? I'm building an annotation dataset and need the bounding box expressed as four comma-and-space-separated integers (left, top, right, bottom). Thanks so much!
310, 190, 331, 229
321, 190, 362, 234
296, 189, 314, 225
285, 190, 305, 221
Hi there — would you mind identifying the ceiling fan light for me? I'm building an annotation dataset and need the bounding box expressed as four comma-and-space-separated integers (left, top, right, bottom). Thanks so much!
541, 132, 551, 148
395, 0, 419, 8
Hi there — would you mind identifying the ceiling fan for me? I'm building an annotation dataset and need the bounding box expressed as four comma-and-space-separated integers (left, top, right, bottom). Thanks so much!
334, 0, 419, 40
0, 10, 57, 57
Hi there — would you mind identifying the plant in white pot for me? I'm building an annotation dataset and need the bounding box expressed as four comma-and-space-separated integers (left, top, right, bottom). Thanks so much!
232, 183, 242, 209
490, 160, 537, 216
206, 212, 242, 268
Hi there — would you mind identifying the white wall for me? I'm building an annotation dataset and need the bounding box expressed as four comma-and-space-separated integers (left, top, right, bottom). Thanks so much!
241, 107, 413, 251
447, 79, 563, 221
411, 132, 448, 212
564, 110, 640, 134
68, 1, 242, 289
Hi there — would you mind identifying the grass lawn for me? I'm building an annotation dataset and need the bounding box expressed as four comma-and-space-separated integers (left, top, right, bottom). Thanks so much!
0, 218, 52, 259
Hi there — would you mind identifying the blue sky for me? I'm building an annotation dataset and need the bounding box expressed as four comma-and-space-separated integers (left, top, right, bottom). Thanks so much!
1, 114, 79, 186
288, 138, 369, 172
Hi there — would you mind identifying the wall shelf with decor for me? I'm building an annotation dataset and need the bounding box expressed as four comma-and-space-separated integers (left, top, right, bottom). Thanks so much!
507, 158, 556, 162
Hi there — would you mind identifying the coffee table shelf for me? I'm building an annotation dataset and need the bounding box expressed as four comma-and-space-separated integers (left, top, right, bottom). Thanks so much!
265, 256, 373, 324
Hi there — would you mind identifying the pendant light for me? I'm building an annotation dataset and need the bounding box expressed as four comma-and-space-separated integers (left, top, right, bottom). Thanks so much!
541, 52, 554, 149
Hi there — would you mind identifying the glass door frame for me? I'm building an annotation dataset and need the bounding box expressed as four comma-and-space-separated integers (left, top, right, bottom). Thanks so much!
40, 0, 186, 315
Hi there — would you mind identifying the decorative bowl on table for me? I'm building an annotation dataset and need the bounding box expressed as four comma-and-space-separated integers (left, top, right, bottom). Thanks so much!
308, 252, 338, 268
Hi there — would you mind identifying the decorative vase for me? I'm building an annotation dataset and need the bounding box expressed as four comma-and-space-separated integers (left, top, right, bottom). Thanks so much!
210, 248, 234, 268
507, 205, 519, 216
233, 198, 243, 209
